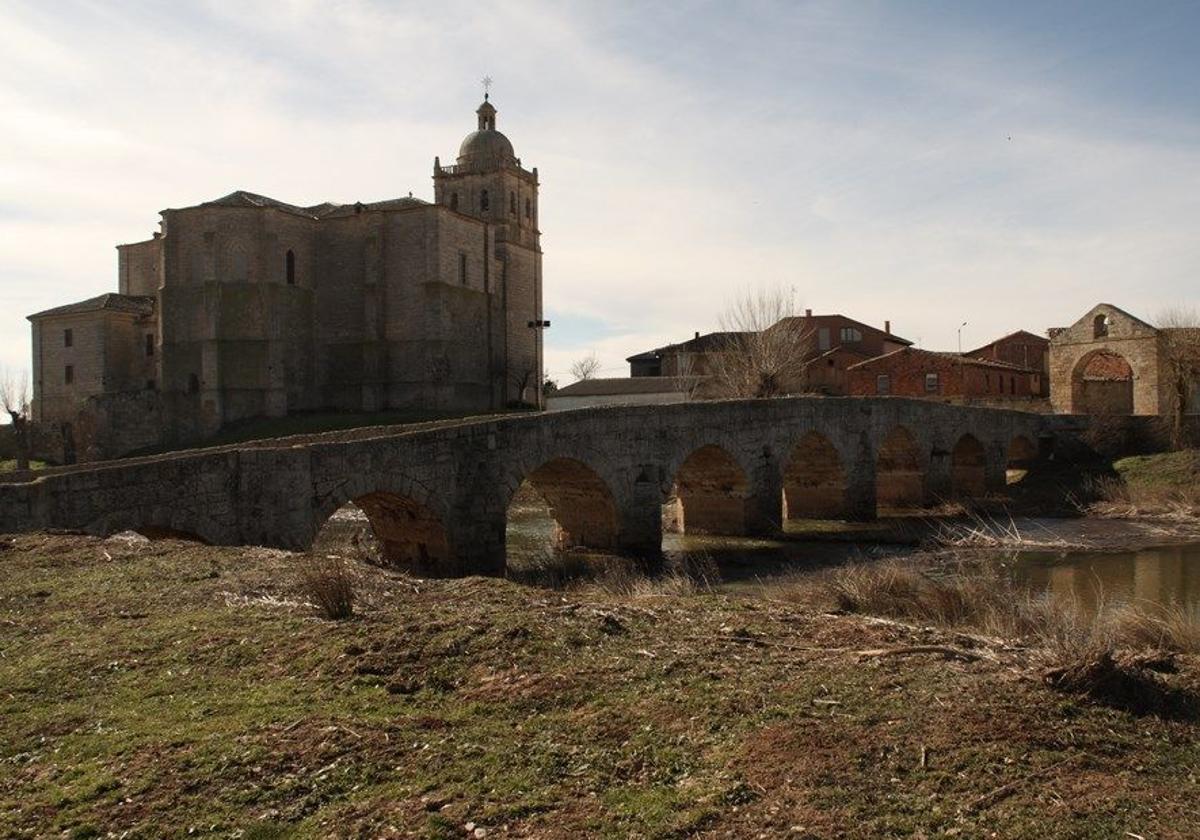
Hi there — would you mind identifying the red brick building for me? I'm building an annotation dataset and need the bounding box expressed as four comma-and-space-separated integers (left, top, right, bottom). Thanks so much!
964, 330, 1050, 397
627, 311, 911, 396
846, 347, 1041, 402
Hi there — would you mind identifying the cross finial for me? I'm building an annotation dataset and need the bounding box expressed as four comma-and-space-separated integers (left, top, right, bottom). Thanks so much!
481, 75, 493, 100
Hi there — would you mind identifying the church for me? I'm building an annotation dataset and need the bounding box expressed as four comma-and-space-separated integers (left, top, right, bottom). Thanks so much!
28, 97, 543, 463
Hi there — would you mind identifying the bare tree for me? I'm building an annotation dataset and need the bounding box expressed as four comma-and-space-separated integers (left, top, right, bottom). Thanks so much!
569, 353, 601, 382
707, 286, 816, 399
0, 367, 32, 471
1157, 306, 1200, 449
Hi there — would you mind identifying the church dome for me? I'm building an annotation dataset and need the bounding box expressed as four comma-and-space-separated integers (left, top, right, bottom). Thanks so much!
458, 128, 515, 162
456, 98, 516, 167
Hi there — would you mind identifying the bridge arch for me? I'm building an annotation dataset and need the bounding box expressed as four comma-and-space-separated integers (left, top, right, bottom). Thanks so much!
85, 509, 226, 546
506, 457, 619, 551
665, 444, 751, 535
876, 425, 925, 510
1006, 434, 1038, 484
782, 431, 847, 520
950, 433, 987, 499
312, 474, 453, 576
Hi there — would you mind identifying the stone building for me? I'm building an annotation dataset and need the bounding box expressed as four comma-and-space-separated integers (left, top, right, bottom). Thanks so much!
1048, 303, 1199, 416
28, 97, 543, 462
846, 347, 1041, 403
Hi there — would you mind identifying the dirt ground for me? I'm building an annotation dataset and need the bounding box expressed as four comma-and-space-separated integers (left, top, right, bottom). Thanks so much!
2, 532, 1198, 839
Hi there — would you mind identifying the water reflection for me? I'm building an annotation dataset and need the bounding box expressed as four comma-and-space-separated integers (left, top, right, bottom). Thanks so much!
1013, 544, 1200, 613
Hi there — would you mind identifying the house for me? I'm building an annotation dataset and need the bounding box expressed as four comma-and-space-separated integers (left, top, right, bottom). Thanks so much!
846, 347, 1041, 402
626, 311, 911, 396
965, 330, 1050, 397
1048, 303, 1200, 416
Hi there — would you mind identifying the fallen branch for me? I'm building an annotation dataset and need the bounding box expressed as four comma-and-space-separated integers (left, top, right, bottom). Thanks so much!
857, 645, 988, 663
964, 756, 1076, 812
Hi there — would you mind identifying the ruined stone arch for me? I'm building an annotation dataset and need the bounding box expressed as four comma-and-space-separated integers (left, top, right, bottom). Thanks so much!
949, 433, 987, 499
1070, 348, 1134, 416
782, 430, 847, 520
504, 456, 620, 551
312, 473, 453, 575
665, 444, 752, 536
875, 425, 925, 510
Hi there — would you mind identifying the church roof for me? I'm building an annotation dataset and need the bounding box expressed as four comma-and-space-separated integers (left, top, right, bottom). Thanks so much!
195, 190, 428, 219
28, 293, 155, 321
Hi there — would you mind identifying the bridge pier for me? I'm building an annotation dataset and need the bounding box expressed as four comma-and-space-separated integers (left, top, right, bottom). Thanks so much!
615, 465, 664, 559
926, 440, 953, 503
985, 442, 1009, 495
747, 449, 783, 535
844, 431, 877, 521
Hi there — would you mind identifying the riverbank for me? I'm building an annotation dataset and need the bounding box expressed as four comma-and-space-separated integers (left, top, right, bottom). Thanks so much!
3, 533, 1200, 838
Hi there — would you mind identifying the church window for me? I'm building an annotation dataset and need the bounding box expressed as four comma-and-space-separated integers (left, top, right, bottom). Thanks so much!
459, 252, 468, 285
188, 373, 200, 394
875, 374, 890, 395
450, 192, 459, 211
64, 365, 74, 385
525, 197, 531, 219
145, 333, 154, 357
64, 328, 73, 348
1093, 313, 1108, 338
286, 249, 296, 285
480, 189, 489, 211
509, 191, 516, 214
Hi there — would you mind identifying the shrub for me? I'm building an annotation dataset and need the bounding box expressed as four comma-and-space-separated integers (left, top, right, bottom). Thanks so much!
299, 555, 355, 620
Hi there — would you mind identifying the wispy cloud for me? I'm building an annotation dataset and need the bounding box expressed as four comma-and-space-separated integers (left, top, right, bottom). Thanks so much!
1, 0, 1197, 382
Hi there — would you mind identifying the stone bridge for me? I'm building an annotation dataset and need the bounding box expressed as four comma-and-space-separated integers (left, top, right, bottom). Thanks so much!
0, 398, 1058, 576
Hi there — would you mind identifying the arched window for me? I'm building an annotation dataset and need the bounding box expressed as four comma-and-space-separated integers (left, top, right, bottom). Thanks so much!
509, 191, 517, 214
480, 189, 489, 211
285, 249, 296, 285
450, 192, 458, 211
1093, 314, 1109, 338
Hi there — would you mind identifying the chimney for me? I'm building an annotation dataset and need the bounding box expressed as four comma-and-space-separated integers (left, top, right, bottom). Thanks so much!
885, 320, 891, 335
805, 308, 812, 318
694, 331, 700, 340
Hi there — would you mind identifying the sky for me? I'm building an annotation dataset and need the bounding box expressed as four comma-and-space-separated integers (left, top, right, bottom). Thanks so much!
1, 0, 1198, 385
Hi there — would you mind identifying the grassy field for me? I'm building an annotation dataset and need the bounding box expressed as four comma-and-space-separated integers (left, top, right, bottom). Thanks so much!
3, 535, 1200, 838
1088, 449, 1200, 514
0, 459, 46, 473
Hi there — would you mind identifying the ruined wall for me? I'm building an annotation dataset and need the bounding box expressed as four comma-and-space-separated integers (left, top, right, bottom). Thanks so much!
1049, 304, 1164, 415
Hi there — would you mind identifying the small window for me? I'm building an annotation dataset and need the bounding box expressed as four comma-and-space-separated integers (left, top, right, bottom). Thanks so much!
145, 333, 154, 357
840, 327, 863, 343
509, 191, 517, 215
188, 373, 200, 394
459, 252, 468, 285
524, 197, 531, 218
64, 328, 73, 348
450, 192, 459, 211
876, 374, 890, 395
480, 189, 489, 211
285, 249, 296, 285
1093, 313, 1108, 338
1010, 375, 1016, 393
818, 327, 831, 351
64, 365, 74, 385
925, 373, 939, 392
146, 379, 156, 391
985, 373, 991, 392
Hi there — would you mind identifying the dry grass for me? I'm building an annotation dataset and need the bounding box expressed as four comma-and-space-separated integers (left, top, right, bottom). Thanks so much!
506, 547, 719, 598
298, 555, 356, 620
929, 510, 1088, 551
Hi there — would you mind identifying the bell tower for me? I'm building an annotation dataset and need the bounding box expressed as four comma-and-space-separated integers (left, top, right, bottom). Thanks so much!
433, 93, 543, 405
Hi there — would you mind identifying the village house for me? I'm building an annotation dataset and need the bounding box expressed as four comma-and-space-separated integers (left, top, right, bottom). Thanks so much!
964, 330, 1050, 397
28, 97, 543, 462
626, 311, 911, 396
846, 346, 1041, 403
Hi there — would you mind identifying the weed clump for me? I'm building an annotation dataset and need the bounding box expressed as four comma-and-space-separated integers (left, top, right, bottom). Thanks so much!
299, 555, 355, 620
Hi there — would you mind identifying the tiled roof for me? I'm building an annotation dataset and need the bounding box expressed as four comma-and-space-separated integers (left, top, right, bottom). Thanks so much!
197, 191, 428, 219
553, 376, 704, 397
28, 293, 155, 321
845, 347, 1037, 374
625, 331, 750, 362
773, 314, 913, 346
966, 330, 1048, 356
